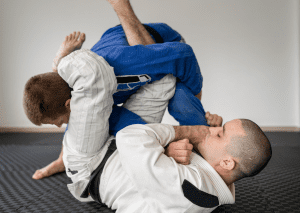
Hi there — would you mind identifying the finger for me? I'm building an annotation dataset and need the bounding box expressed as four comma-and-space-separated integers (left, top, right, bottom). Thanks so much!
65, 35, 69, 41
179, 138, 189, 144
205, 111, 210, 119
216, 116, 223, 127
173, 150, 192, 157
208, 114, 214, 125
173, 141, 193, 151
174, 156, 190, 165
211, 115, 218, 127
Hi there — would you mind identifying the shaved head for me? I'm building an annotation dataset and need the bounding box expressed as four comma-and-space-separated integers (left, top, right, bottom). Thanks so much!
226, 119, 272, 179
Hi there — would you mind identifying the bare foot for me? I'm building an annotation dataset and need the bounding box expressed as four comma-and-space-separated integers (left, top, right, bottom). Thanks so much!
32, 159, 65, 180
56, 31, 86, 58
52, 31, 85, 72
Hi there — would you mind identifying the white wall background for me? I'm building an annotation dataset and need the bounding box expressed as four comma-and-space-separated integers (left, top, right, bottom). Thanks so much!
0, 0, 299, 128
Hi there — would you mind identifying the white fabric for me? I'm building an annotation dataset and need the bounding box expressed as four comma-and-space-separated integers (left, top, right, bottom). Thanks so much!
57, 49, 235, 212
100, 124, 235, 213
57, 49, 176, 202
58, 49, 117, 202
123, 74, 176, 123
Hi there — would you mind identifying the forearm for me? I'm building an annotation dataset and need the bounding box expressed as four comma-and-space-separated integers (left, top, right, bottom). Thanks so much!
173, 126, 193, 141
173, 125, 209, 148
111, 0, 155, 46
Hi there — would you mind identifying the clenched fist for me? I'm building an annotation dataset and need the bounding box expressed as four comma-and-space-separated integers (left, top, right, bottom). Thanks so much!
165, 139, 193, 165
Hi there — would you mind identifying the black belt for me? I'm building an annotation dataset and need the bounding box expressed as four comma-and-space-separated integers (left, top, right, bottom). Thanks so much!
80, 139, 117, 204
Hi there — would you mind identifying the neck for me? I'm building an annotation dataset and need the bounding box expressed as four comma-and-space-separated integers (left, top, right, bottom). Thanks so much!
214, 165, 235, 186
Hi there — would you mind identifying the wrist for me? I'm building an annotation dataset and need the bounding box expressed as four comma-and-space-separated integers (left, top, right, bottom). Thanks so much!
173, 126, 192, 141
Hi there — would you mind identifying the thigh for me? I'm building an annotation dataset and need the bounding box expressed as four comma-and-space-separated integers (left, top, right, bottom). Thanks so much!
122, 74, 176, 124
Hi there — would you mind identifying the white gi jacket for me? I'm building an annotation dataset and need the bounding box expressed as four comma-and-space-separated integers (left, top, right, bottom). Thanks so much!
100, 124, 235, 213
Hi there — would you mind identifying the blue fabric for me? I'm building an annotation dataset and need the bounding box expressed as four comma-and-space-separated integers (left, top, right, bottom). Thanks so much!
108, 105, 146, 136
168, 82, 208, 126
90, 23, 203, 104
65, 23, 207, 136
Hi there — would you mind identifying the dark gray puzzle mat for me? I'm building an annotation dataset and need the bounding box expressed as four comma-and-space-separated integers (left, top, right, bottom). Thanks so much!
0, 132, 299, 213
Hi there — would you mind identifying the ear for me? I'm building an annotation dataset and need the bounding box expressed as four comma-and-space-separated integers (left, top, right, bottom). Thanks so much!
220, 156, 235, 171
65, 99, 71, 111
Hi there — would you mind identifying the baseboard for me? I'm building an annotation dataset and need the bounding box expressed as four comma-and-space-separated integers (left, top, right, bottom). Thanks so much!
0, 126, 299, 133
261, 127, 300, 132
0, 127, 66, 133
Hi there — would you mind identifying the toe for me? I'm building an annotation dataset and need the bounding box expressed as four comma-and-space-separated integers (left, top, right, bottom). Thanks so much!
69, 32, 74, 40
79, 33, 86, 43
32, 170, 42, 179
75, 31, 80, 41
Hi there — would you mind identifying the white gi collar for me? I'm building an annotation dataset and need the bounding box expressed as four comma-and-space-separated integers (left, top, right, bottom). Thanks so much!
190, 152, 235, 205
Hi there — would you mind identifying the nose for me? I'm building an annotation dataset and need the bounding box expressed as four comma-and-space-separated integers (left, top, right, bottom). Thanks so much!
209, 126, 222, 135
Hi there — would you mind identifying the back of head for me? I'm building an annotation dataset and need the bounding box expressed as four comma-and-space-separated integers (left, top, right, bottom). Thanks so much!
23, 72, 72, 125
227, 119, 272, 180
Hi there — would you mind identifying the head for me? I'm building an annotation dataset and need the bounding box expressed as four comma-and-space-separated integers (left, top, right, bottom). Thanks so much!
197, 119, 272, 184
23, 72, 72, 127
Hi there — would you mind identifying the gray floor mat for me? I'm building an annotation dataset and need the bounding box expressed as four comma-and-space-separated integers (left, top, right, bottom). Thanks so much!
0, 132, 299, 213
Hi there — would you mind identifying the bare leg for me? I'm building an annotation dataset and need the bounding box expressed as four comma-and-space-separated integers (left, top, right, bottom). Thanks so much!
107, 0, 155, 46
32, 146, 65, 179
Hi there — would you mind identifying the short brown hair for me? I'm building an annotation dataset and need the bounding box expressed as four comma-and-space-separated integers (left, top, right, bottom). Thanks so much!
23, 72, 72, 125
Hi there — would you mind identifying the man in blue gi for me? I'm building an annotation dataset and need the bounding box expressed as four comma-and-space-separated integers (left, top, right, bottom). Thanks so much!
27, 0, 222, 180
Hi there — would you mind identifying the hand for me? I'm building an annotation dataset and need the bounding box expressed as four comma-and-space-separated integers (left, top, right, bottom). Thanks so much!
165, 139, 193, 165
205, 111, 223, 127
